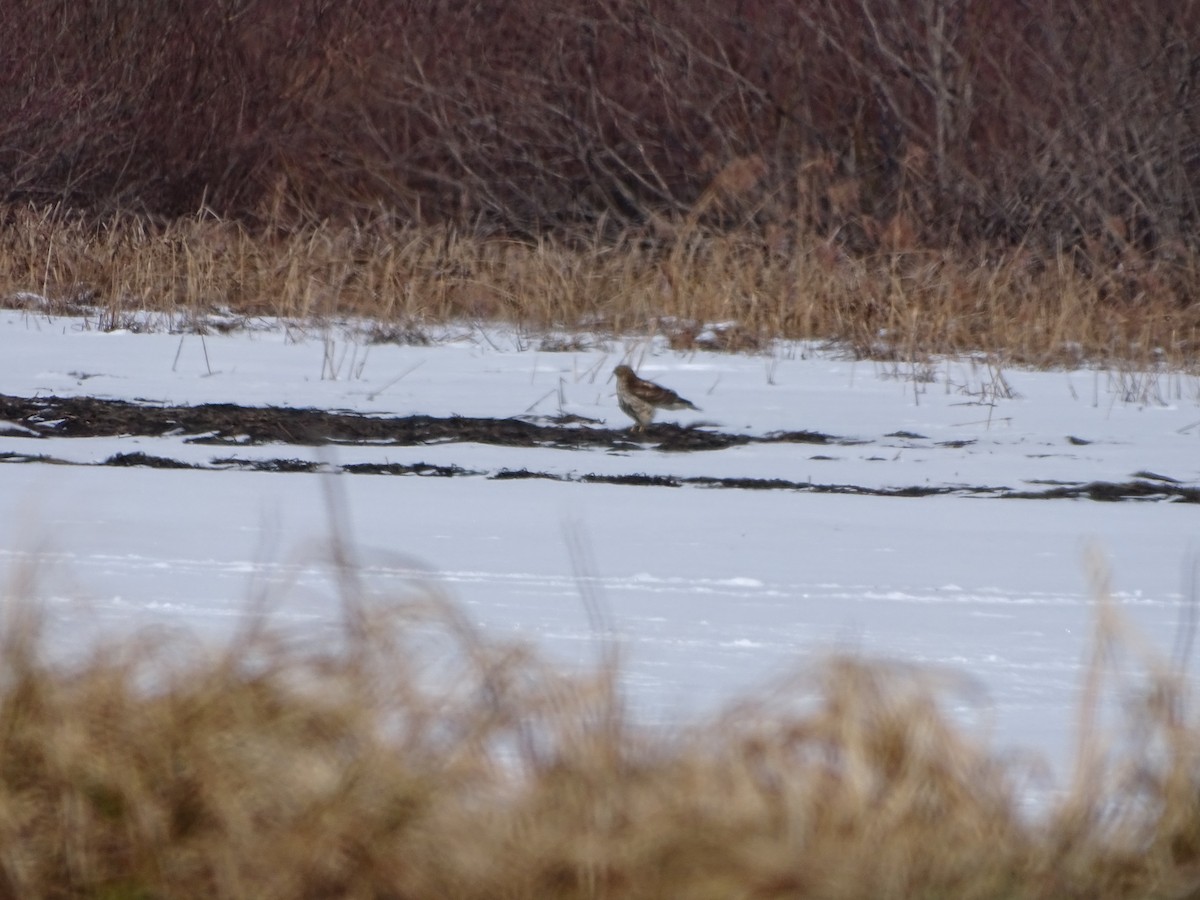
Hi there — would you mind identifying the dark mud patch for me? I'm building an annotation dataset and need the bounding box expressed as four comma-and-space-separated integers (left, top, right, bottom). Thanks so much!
1003, 480, 1200, 503
5, 445, 1197, 502
211, 461, 1200, 502
0, 393, 838, 452
207, 457, 477, 477
2, 394, 1195, 503
211, 457, 320, 474
105, 451, 195, 469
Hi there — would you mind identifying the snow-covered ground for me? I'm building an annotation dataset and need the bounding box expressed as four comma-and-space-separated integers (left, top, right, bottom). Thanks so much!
2, 308, 1199, 795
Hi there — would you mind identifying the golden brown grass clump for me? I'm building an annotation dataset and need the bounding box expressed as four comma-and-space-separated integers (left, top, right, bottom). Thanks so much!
1, 554, 1200, 899
1, 204, 1199, 370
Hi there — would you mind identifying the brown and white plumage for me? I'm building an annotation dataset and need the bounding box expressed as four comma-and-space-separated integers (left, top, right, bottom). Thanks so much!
613, 364, 699, 429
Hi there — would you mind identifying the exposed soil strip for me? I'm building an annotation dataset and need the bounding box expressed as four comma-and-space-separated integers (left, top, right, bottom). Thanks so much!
2, 394, 1195, 502
1, 448, 1195, 502
0, 393, 835, 452
490, 467, 1199, 502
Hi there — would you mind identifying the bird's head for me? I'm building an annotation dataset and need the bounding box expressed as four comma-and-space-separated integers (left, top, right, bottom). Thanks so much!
613, 364, 634, 382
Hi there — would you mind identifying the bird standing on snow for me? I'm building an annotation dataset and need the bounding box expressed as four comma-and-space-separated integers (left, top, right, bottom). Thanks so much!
613, 364, 700, 430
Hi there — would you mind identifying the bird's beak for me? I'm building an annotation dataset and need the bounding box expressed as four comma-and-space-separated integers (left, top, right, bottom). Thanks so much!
608, 358, 633, 383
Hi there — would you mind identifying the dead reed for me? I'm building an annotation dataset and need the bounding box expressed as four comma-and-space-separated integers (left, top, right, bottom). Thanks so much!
2, 205, 1198, 370
1, 549, 1199, 898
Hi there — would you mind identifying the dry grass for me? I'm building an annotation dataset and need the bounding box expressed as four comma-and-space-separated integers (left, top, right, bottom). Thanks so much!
2, 205, 1199, 370
1, 547, 1200, 898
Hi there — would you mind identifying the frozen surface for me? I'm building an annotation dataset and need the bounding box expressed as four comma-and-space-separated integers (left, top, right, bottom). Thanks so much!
2, 308, 1200, 797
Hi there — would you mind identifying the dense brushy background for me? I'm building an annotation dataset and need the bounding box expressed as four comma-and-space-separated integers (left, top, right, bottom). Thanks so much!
4, 0, 1198, 254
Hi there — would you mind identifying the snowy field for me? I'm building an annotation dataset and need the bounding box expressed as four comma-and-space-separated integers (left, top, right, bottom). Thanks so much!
2, 308, 1200, 794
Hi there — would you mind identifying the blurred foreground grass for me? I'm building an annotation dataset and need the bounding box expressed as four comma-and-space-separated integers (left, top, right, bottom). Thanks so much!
0, 551, 1197, 899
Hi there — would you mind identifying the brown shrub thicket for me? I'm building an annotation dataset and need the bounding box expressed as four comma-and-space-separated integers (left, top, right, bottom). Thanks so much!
2, 0, 1197, 256
2, 1, 1197, 364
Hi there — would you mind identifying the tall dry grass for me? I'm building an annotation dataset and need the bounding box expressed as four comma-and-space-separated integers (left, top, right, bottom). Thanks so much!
2, 546, 1200, 898
2, 205, 1198, 369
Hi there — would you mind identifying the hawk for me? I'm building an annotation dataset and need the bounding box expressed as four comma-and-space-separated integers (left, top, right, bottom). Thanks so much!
613, 364, 700, 430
